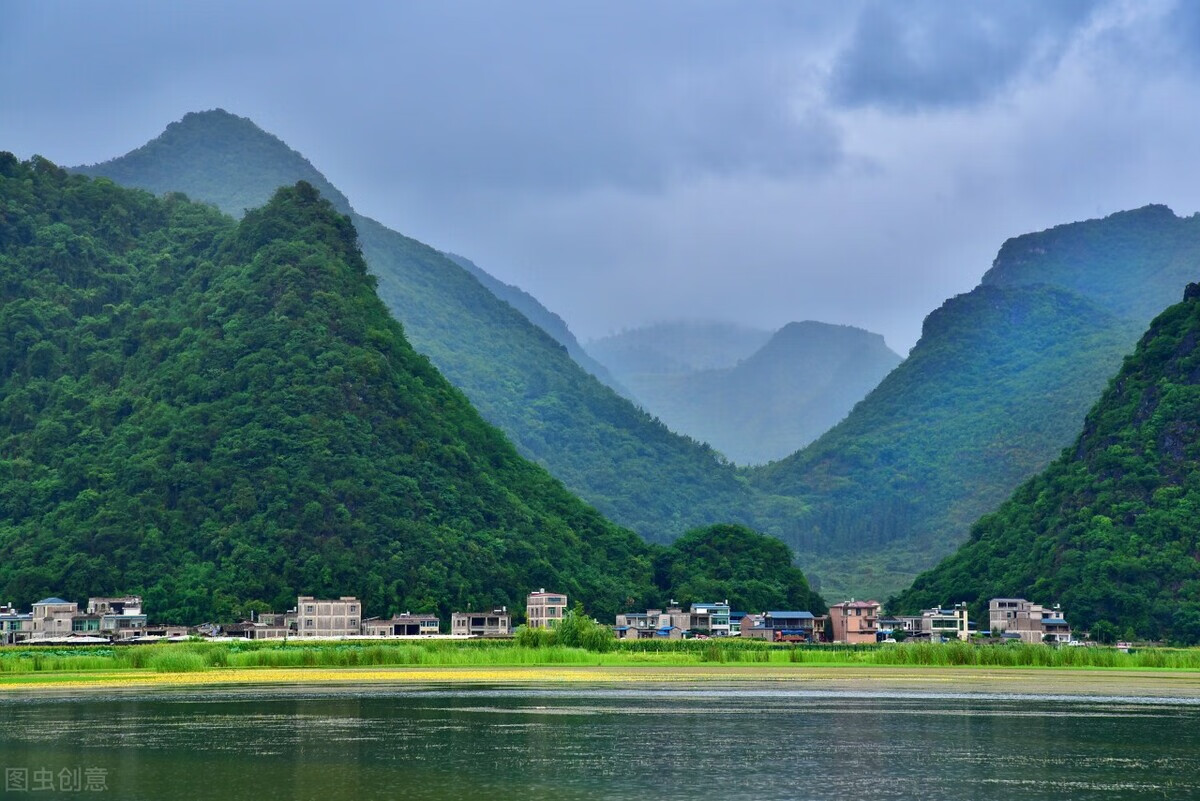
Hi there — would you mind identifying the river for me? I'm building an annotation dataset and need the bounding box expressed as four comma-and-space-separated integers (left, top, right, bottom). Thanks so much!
2, 683, 1197, 799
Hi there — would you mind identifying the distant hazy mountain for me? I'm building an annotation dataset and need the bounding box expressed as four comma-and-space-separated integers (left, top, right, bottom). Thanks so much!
594, 321, 901, 465
75, 110, 759, 541
896, 284, 1200, 644
442, 252, 625, 394
589, 321, 772, 377
751, 206, 1200, 599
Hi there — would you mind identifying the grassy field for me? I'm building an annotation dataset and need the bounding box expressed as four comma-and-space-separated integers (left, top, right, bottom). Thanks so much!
3, 637, 1200, 681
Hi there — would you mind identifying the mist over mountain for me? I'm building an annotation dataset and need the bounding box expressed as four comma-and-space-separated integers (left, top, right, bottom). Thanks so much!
752, 207, 1200, 599
588, 321, 773, 377
896, 284, 1200, 644
593, 321, 901, 465
75, 110, 762, 542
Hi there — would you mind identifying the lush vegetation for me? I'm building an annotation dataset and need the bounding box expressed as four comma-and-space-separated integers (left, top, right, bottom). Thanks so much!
652, 524, 827, 614
593, 321, 900, 466
896, 285, 1200, 643
752, 206, 1200, 599
5, 639, 1200, 677
74, 109, 768, 543
0, 157, 821, 623
0, 157, 653, 621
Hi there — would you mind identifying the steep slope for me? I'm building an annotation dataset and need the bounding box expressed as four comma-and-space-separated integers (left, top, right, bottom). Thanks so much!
621, 322, 900, 465
73, 109, 761, 542
443, 252, 625, 393
896, 285, 1200, 643
752, 207, 1200, 600
0, 156, 659, 621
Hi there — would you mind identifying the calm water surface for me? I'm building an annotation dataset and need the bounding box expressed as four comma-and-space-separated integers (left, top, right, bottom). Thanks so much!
1, 684, 1197, 800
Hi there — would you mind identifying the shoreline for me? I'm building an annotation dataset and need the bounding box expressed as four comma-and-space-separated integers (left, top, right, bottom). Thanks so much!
5, 663, 1200, 698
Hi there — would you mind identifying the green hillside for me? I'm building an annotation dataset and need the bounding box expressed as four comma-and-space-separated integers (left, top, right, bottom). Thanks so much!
752, 206, 1200, 600
75, 109, 762, 542
0, 156, 820, 623
896, 285, 1200, 644
613, 321, 900, 465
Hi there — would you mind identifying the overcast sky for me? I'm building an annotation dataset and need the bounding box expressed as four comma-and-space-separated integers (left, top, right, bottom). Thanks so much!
5, 1, 1200, 352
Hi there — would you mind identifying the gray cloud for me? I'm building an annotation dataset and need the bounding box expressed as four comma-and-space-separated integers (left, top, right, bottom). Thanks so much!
827, 1, 1097, 111
4, 1, 1200, 355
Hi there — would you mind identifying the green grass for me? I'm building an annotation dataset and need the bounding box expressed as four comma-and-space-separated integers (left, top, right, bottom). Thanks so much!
2, 639, 1199, 675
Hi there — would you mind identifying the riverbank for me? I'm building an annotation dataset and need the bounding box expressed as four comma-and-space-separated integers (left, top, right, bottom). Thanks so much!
4, 663, 1200, 698
5, 639, 1200, 696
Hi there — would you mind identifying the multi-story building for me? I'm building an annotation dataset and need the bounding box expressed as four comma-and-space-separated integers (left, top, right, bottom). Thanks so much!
87, 596, 148, 633
30, 597, 78, 639
615, 610, 661, 636
828, 600, 881, 644
295, 596, 361, 638
741, 610, 823, 642
0, 604, 31, 644
451, 607, 511, 636
362, 613, 440, 636
525, 590, 567, 629
989, 598, 1072, 644
689, 602, 732, 636
614, 602, 733, 638
921, 604, 972, 641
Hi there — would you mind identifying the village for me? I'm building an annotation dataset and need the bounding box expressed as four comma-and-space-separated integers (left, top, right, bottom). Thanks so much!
0, 590, 1076, 646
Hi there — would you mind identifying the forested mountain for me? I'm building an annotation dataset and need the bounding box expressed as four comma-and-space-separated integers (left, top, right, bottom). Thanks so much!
895, 285, 1200, 643
751, 207, 1200, 599
0, 157, 822, 622
605, 321, 900, 465
442, 252, 624, 394
75, 109, 761, 542
588, 320, 772, 377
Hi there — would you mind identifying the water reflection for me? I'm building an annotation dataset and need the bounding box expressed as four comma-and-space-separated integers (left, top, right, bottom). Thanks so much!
1, 684, 1196, 800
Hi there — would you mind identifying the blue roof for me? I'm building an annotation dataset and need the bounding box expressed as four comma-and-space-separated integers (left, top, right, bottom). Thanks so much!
1043, 618, 1067, 624
766, 611, 814, 619
35, 597, 69, 605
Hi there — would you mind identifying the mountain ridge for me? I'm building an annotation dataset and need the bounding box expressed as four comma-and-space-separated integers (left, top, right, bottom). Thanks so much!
72, 108, 765, 542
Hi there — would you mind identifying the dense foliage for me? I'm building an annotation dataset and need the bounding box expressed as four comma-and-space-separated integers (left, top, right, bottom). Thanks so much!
603, 321, 900, 465
74, 108, 766, 543
652, 524, 827, 614
0, 157, 822, 623
752, 207, 1200, 599
0, 157, 657, 621
895, 286, 1200, 643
